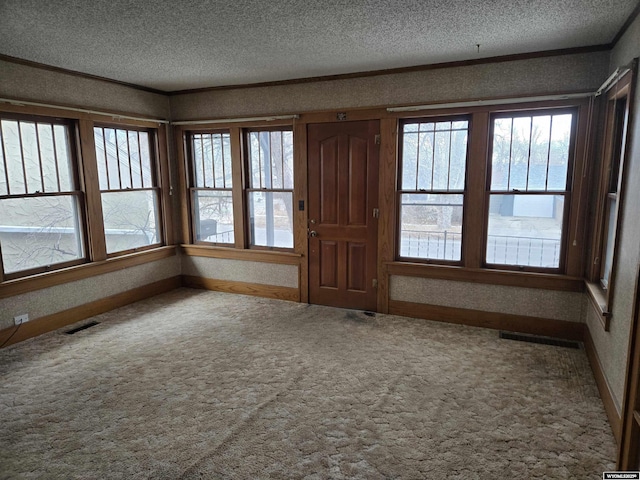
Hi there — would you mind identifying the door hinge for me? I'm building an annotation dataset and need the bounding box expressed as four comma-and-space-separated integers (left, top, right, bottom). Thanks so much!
372, 279, 378, 288
374, 134, 381, 145
373, 208, 379, 218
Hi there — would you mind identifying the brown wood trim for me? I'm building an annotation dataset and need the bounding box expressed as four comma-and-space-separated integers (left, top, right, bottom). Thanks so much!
388, 299, 585, 341
181, 244, 301, 265
0, 276, 181, 348
0, 98, 167, 127
377, 118, 398, 313
464, 111, 490, 268
0, 246, 177, 299
230, 126, 247, 249
565, 102, 591, 277
611, 1, 640, 47
0, 53, 166, 95
174, 126, 192, 243
584, 325, 623, 445
386, 262, 584, 292
157, 124, 174, 245
77, 118, 107, 261
293, 121, 309, 303
585, 281, 612, 331
168, 45, 610, 95
183, 275, 300, 302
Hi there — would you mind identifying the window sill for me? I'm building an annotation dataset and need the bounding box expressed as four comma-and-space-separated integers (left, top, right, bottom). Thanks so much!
585, 281, 611, 331
0, 245, 177, 299
385, 261, 584, 292
181, 244, 302, 265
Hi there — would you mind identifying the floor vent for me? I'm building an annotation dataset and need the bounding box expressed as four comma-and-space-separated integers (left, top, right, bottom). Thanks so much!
66, 321, 100, 335
499, 331, 580, 349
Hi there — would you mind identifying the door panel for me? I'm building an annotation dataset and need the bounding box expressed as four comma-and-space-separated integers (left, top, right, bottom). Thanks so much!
308, 120, 379, 311
347, 242, 367, 292
319, 241, 338, 288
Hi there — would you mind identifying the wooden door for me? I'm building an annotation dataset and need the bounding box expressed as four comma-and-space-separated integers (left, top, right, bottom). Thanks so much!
307, 120, 379, 311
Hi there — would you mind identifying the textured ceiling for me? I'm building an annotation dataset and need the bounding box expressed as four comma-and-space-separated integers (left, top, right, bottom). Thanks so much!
0, 0, 637, 92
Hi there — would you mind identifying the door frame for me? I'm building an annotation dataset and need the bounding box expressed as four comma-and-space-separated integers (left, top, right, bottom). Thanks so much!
305, 119, 381, 311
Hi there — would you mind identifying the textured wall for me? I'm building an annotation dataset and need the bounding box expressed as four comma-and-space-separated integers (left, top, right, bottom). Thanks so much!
390, 276, 585, 323
182, 256, 298, 289
585, 13, 640, 411
0, 255, 181, 330
169, 51, 610, 120
0, 59, 170, 118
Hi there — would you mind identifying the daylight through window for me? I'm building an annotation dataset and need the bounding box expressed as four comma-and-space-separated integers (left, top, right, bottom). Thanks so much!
0, 116, 85, 277
398, 118, 469, 262
94, 126, 161, 255
486, 111, 575, 269
246, 129, 294, 249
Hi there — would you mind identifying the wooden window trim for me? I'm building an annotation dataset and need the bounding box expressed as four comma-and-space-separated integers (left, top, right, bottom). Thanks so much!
395, 115, 470, 266
0, 114, 90, 279
386, 261, 584, 292
94, 123, 166, 258
389, 99, 589, 284
0, 245, 176, 299
181, 243, 301, 265
185, 129, 235, 247
483, 106, 580, 274
586, 65, 636, 324
244, 127, 295, 252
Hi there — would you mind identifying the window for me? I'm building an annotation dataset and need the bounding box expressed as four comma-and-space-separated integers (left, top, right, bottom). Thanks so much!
0, 115, 85, 278
398, 118, 469, 262
485, 110, 575, 270
246, 129, 294, 249
591, 71, 634, 294
189, 131, 234, 245
94, 126, 162, 255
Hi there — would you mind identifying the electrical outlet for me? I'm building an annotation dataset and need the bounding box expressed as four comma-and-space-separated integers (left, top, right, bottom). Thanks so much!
14, 314, 29, 326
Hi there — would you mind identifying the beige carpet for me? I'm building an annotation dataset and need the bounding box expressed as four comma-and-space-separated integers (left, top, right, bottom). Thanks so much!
0, 288, 615, 479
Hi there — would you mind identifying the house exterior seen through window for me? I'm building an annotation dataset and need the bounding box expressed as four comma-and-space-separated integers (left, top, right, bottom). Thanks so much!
0, 116, 85, 277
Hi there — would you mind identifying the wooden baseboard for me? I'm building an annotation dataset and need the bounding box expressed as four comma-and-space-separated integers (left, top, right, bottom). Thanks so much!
182, 275, 300, 302
0, 276, 182, 348
584, 326, 623, 445
388, 300, 585, 341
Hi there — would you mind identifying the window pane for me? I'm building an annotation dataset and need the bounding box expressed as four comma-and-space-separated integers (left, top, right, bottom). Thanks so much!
128, 131, 142, 189
486, 194, 564, 268
547, 114, 572, 190
193, 190, 234, 244
116, 129, 132, 189
528, 115, 551, 190
94, 127, 108, 189
101, 190, 160, 254
402, 120, 468, 193
0, 196, 84, 274
417, 131, 434, 191
139, 132, 152, 188
601, 198, 617, 289
2, 120, 26, 194
248, 130, 293, 190
509, 116, 531, 191
399, 193, 463, 261
490, 117, 512, 191
401, 130, 418, 190
54, 125, 73, 192
249, 191, 293, 248
490, 113, 573, 192
36, 123, 54, 192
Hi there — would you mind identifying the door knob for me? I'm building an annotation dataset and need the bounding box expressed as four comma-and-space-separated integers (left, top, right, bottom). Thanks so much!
309, 230, 318, 237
